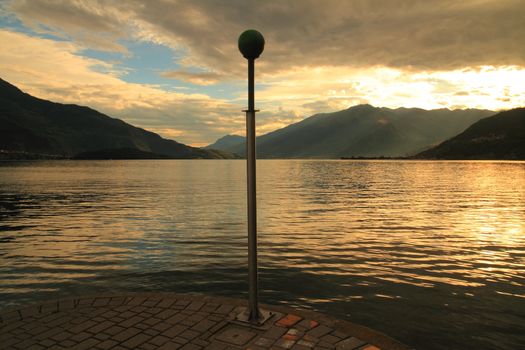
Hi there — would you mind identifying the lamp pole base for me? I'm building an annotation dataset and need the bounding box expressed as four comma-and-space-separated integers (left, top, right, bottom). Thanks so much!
236, 307, 273, 326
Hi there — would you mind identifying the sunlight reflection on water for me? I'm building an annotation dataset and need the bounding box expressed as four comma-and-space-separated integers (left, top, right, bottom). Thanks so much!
0, 160, 524, 350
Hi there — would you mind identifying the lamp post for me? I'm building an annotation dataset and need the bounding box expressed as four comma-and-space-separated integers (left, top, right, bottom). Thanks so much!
237, 29, 271, 325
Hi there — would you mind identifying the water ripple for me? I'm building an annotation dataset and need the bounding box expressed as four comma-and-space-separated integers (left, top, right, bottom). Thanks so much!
0, 160, 524, 350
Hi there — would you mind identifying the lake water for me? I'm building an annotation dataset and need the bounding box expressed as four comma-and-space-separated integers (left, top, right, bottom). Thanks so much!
0, 160, 524, 349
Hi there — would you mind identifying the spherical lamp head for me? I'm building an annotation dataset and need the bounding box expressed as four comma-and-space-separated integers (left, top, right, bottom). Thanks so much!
238, 29, 265, 60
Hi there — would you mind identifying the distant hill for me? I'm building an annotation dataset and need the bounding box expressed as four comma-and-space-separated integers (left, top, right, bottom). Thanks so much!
209, 104, 494, 158
205, 134, 245, 151
0, 78, 232, 159
416, 108, 525, 159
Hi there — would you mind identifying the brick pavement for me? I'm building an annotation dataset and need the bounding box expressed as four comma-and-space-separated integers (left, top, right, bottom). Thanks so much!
0, 293, 411, 350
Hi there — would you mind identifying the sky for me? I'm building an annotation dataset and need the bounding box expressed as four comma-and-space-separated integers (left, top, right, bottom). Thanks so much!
1, 0, 524, 146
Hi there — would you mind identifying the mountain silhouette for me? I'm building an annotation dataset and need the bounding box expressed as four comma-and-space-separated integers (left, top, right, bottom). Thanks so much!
204, 134, 245, 151
0, 78, 232, 159
208, 104, 494, 158
416, 108, 525, 159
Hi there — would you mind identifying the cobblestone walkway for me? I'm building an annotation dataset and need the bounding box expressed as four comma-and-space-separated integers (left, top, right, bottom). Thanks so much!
0, 293, 410, 350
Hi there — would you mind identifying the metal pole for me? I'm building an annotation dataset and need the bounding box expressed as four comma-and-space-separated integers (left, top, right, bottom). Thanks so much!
237, 29, 270, 325
246, 58, 260, 321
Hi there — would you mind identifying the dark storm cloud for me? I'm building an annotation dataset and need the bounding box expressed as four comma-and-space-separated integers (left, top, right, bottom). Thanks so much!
9, 0, 525, 74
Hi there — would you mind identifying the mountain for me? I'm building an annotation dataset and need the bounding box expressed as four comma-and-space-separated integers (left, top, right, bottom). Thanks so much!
0, 78, 231, 159
205, 134, 245, 151
209, 104, 494, 158
416, 108, 525, 159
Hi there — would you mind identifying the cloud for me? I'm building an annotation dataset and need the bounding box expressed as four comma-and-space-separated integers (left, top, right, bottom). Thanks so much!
0, 30, 241, 145
7, 0, 525, 74
2, 1, 525, 145
161, 70, 223, 85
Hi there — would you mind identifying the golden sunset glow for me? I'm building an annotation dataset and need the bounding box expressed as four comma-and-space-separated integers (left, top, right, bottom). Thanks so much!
0, 0, 523, 146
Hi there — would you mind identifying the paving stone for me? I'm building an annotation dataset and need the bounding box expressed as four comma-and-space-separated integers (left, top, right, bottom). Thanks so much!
77, 298, 95, 307
179, 328, 200, 340
149, 334, 171, 346
0, 294, 406, 350
186, 301, 204, 311
139, 343, 158, 350
112, 327, 142, 342
73, 338, 100, 350
144, 328, 161, 336
181, 318, 198, 327
12, 338, 37, 348
93, 298, 111, 307
191, 318, 216, 332
321, 334, 342, 344
69, 331, 91, 343
94, 332, 111, 341
172, 336, 189, 345
214, 304, 235, 315
215, 326, 257, 346
104, 324, 125, 336
254, 336, 275, 347
296, 319, 319, 330
158, 341, 182, 350
58, 339, 76, 347
38, 339, 56, 347
306, 325, 333, 338
50, 331, 72, 342
1, 336, 23, 348
69, 320, 98, 334
95, 339, 119, 350
157, 299, 177, 308
163, 324, 188, 338
145, 308, 162, 317
152, 321, 172, 332
118, 310, 136, 319
110, 316, 125, 323
201, 303, 220, 313
87, 320, 114, 334
302, 334, 319, 343
29, 326, 51, 337
297, 339, 316, 348
143, 298, 161, 308
276, 314, 302, 328
180, 343, 202, 350
336, 337, 367, 350
121, 333, 152, 348
186, 312, 207, 323
35, 327, 64, 341
192, 338, 210, 347
166, 313, 187, 325
332, 330, 348, 339
175, 299, 191, 307
204, 342, 227, 350
119, 315, 144, 328
108, 297, 127, 306
127, 297, 148, 306
275, 337, 296, 349
292, 344, 313, 350
157, 309, 178, 320
263, 325, 288, 339
318, 340, 336, 349
142, 317, 161, 327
